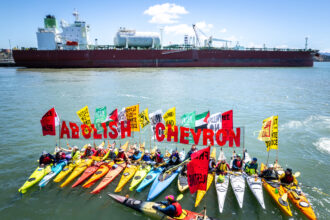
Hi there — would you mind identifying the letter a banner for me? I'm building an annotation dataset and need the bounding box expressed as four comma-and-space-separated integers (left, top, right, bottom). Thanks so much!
126, 104, 140, 132
187, 146, 210, 194
138, 108, 150, 129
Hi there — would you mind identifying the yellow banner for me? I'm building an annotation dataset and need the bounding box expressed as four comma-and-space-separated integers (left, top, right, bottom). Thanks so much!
77, 106, 91, 125
126, 104, 140, 132
138, 108, 150, 129
265, 115, 278, 151
257, 116, 274, 142
163, 107, 176, 137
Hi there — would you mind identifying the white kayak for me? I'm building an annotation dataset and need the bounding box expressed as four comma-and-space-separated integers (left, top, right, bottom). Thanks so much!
230, 152, 245, 208
215, 149, 229, 213
243, 151, 266, 209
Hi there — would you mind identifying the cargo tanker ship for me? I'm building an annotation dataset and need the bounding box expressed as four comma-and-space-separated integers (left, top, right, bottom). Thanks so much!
13, 11, 318, 68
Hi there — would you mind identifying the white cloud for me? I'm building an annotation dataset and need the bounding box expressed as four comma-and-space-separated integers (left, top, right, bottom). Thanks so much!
164, 21, 213, 36
220, 28, 227, 33
144, 3, 188, 24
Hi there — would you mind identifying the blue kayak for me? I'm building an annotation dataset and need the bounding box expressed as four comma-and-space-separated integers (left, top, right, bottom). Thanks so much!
39, 160, 67, 188
147, 166, 182, 201
136, 167, 164, 192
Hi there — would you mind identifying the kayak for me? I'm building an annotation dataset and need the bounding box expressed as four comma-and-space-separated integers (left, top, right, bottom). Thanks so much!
109, 194, 215, 220
195, 148, 216, 207
214, 149, 229, 213
243, 151, 265, 209
260, 163, 292, 216
120, 141, 129, 151
39, 160, 67, 188
147, 166, 182, 201
54, 159, 82, 183
60, 159, 93, 187
72, 161, 106, 188
136, 167, 164, 192
18, 164, 52, 194
177, 168, 188, 193
284, 185, 316, 220
91, 162, 126, 194
82, 161, 113, 188
114, 164, 138, 192
129, 163, 152, 191
229, 152, 245, 208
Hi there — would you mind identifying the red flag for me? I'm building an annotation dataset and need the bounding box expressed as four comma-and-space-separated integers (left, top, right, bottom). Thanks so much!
105, 109, 118, 125
40, 108, 56, 136
187, 146, 210, 194
203, 111, 210, 123
222, 110, 233, 130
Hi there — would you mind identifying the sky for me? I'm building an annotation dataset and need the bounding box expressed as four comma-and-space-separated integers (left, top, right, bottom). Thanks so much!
0, 0, 329, 51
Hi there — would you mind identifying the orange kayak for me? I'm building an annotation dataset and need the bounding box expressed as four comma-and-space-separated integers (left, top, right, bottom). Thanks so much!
82, 162, 113, 188
72, 162, 106, 188
91, 162, 126, 194
60, 159, 93, 187
284, 185, 317, 220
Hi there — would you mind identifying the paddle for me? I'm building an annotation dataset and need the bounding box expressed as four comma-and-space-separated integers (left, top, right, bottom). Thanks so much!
226, 170, 242, 176
165, 159, 191, 174
176, 194, 184, 201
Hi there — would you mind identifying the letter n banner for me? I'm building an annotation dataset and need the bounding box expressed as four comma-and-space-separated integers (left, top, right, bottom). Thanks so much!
187, 146, 210, 194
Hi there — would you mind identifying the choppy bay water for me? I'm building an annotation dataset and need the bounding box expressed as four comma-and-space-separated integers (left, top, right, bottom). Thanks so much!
0, 63, 329, 219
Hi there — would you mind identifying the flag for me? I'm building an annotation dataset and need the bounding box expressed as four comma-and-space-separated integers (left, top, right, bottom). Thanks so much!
265, 116, 278, 151
149, 110, 163, 137
187, 146, 210, 194
54, 109, 60, 126
138, 108, 150, 129
195, 111, 209, 132
116, 108, 127, 135
94, 106, 107, 132
207, 112, 222, 133
40, 108, 56, 136
257, 116, 275, 142
181, 111, 196, 143
222, 110, 233, 130
163, 107, 176, 138
126, 104, 140, 132
104, 109, 118, 125
77, 106, 92, 134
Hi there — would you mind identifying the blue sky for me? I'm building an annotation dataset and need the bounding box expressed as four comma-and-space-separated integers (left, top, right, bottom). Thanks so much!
1, 0, 329, 51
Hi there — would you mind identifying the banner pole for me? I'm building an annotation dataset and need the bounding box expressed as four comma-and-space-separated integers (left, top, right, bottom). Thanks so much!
58, 121, 61, 148
266, 149, 270, 165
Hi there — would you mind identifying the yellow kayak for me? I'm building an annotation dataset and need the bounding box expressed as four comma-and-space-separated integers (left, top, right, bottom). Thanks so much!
54, 159, 82, 183
114, 164, 138, 192
60, 159, 93, 187
129, 163, 152, 191
19, 164, 52, 194
195, 148, 216, 207
260, 163, 292, 216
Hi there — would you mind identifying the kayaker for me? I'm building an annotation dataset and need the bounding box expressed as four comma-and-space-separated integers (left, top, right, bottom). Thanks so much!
279, 168, 298, 186
153, 195, 182, 218
54, 151, 67, 164
93, 146, 107, 157
153, 149, 164, 164
115, 148, 129, 162
129, 149, 142, 161
185, 144, 197, 160
209, 157, 217, 172
167, 150, 182, 166
232, 154, 243, 171
103, 147, 117, 161
244, 157, 259, 175
259, 164, 278, 180
142, 150, 152, 162
81, 144, 96, 158
39, 151, 55, 167
215, 159, 230, 175
61, 145, 81, 160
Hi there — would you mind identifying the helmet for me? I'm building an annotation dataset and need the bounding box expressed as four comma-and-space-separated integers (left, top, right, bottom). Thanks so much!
172, 150, 176, 154
165, 195, 175, 202
42, 151, 47, 155
73, 146, 79, 150
236, 154, 241, 158
145, 150, 150, 154
252, 157, 257, 162
87, 144, 92, 148
268, 164, 274, 168
98, 146, 104, 150
156, 149, 161, 153
119, 148, 124, 152
286, 168, 292, 174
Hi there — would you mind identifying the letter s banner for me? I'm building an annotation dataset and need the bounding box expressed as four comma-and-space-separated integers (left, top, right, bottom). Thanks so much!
187, 146, 210, 194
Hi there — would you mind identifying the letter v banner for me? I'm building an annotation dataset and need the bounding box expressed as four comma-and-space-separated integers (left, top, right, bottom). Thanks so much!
187, 146, 210, 194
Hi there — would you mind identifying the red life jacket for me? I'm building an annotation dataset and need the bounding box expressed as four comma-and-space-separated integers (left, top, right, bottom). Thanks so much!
282, 174, 294, 184
117, 152, 125, 159
42, 156, 51, 164
235, 160, 242, 168
156, 154, 163, 163
172, 202, 182, 217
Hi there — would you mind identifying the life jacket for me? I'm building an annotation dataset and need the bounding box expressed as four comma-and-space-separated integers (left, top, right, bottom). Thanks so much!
85, 149, 94, 157
234, 159, 242, 168
218, 163, 228, 172
155, 153, 163, 163
117, 152, 125, 159
42, 156, 52, 164
245, 162, 257, 175
95, 150, 106, 157
282, 174, 294, 184
172, 202, 182, 217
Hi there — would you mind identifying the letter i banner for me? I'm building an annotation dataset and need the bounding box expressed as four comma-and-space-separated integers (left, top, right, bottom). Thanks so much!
187, 146, 210, 194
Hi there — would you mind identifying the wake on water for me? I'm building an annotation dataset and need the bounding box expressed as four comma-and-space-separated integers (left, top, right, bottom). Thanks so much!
313, 137, 330, 155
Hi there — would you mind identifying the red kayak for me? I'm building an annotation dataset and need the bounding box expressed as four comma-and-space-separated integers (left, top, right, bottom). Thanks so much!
91, 162, 126, 194
82, 162, 113, 188
72, 162, 105, 188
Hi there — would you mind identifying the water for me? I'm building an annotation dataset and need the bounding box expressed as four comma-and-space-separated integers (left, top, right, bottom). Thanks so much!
0, 63, 329, 219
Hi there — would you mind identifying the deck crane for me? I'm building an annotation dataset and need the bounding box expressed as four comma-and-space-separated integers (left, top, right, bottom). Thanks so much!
192, 24, 231, 48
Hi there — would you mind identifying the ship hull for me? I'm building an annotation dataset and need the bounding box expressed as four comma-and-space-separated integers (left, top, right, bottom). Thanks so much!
13, 49, 314, 68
